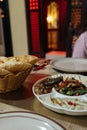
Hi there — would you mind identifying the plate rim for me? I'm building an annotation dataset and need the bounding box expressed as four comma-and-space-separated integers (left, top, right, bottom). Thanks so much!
0, 111, 66, 130
50, 58, 87, 73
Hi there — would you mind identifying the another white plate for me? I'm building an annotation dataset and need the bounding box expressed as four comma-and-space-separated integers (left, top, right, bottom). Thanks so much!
50, 58, 87, 73
0, 111, 65, 130
32, 74, 87, 116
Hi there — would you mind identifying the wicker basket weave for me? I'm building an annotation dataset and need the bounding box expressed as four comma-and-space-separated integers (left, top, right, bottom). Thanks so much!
0, 55, 38, 93
0, 67, 32, 93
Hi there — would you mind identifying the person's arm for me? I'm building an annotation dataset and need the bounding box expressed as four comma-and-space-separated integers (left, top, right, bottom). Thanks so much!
72, 32, 86, 58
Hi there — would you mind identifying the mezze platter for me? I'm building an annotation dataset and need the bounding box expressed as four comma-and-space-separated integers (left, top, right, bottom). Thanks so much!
32, 73, 87, 116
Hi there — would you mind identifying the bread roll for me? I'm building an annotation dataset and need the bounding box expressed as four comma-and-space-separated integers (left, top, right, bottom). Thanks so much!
15, 55, 39, 65
0, 69, 10, 77
0, 61, 32, 73
0, 54, 38, 75
0, 56, 8, 63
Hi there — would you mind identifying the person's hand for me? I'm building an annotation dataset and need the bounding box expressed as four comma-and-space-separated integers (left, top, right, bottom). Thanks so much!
72, 35, 78, 44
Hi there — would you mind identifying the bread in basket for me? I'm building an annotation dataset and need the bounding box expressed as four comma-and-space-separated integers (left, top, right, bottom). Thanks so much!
0, 55, 38, 93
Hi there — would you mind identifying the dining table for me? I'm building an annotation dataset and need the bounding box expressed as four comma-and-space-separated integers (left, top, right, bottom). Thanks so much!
0, 59, 87, 130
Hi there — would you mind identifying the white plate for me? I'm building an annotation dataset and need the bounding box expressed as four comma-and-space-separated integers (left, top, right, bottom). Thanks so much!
32, 74, 87, 116
50, 58, 87, 73
0, 111, 65, 130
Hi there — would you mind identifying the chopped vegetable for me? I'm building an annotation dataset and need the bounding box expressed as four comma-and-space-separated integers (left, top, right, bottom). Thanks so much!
34, 76, 87, 96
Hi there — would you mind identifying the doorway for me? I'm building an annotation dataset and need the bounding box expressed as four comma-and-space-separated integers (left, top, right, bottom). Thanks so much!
42, 0, 68, 52
25, 0, 68, 57
47, 2, 59, 50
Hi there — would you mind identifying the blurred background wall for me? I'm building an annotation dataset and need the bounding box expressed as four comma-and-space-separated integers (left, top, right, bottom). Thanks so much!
8, 0, 29, 56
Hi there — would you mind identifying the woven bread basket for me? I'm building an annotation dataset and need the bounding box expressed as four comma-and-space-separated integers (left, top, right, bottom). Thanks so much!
0, 55, 38, 93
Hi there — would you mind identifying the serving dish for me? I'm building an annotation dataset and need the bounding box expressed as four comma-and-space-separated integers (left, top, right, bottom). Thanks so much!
32, 73, 87, 116
50, 58, 87, 73
0, 111, 65, 130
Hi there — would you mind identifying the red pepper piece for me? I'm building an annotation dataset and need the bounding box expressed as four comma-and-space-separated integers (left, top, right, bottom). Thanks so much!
68, 101, 73, 105
68, 101, 76, 106
33, 64, 45, 71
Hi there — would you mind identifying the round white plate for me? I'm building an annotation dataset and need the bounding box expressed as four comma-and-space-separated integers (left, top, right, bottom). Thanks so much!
32, 74, 87, 116
0, 111, 65, 130
50, 58, 87, 73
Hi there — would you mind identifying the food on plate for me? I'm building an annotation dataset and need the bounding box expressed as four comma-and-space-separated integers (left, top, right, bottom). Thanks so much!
51, 97, 87, 110
34, 76, 63, 95
44, 76, 63, 86
34, 76, 87, 96
55, 77, 87, 96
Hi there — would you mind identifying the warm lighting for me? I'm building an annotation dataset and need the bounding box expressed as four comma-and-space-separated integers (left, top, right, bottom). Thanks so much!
46, 2, 59, 50
47, 2, 59, 29
47, 16, 53, 23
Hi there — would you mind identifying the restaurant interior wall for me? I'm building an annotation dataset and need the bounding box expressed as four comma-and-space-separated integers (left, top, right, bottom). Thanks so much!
8, 0, 29, 56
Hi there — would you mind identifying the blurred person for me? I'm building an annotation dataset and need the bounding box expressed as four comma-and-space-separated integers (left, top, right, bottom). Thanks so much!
72, 20, 87, 58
